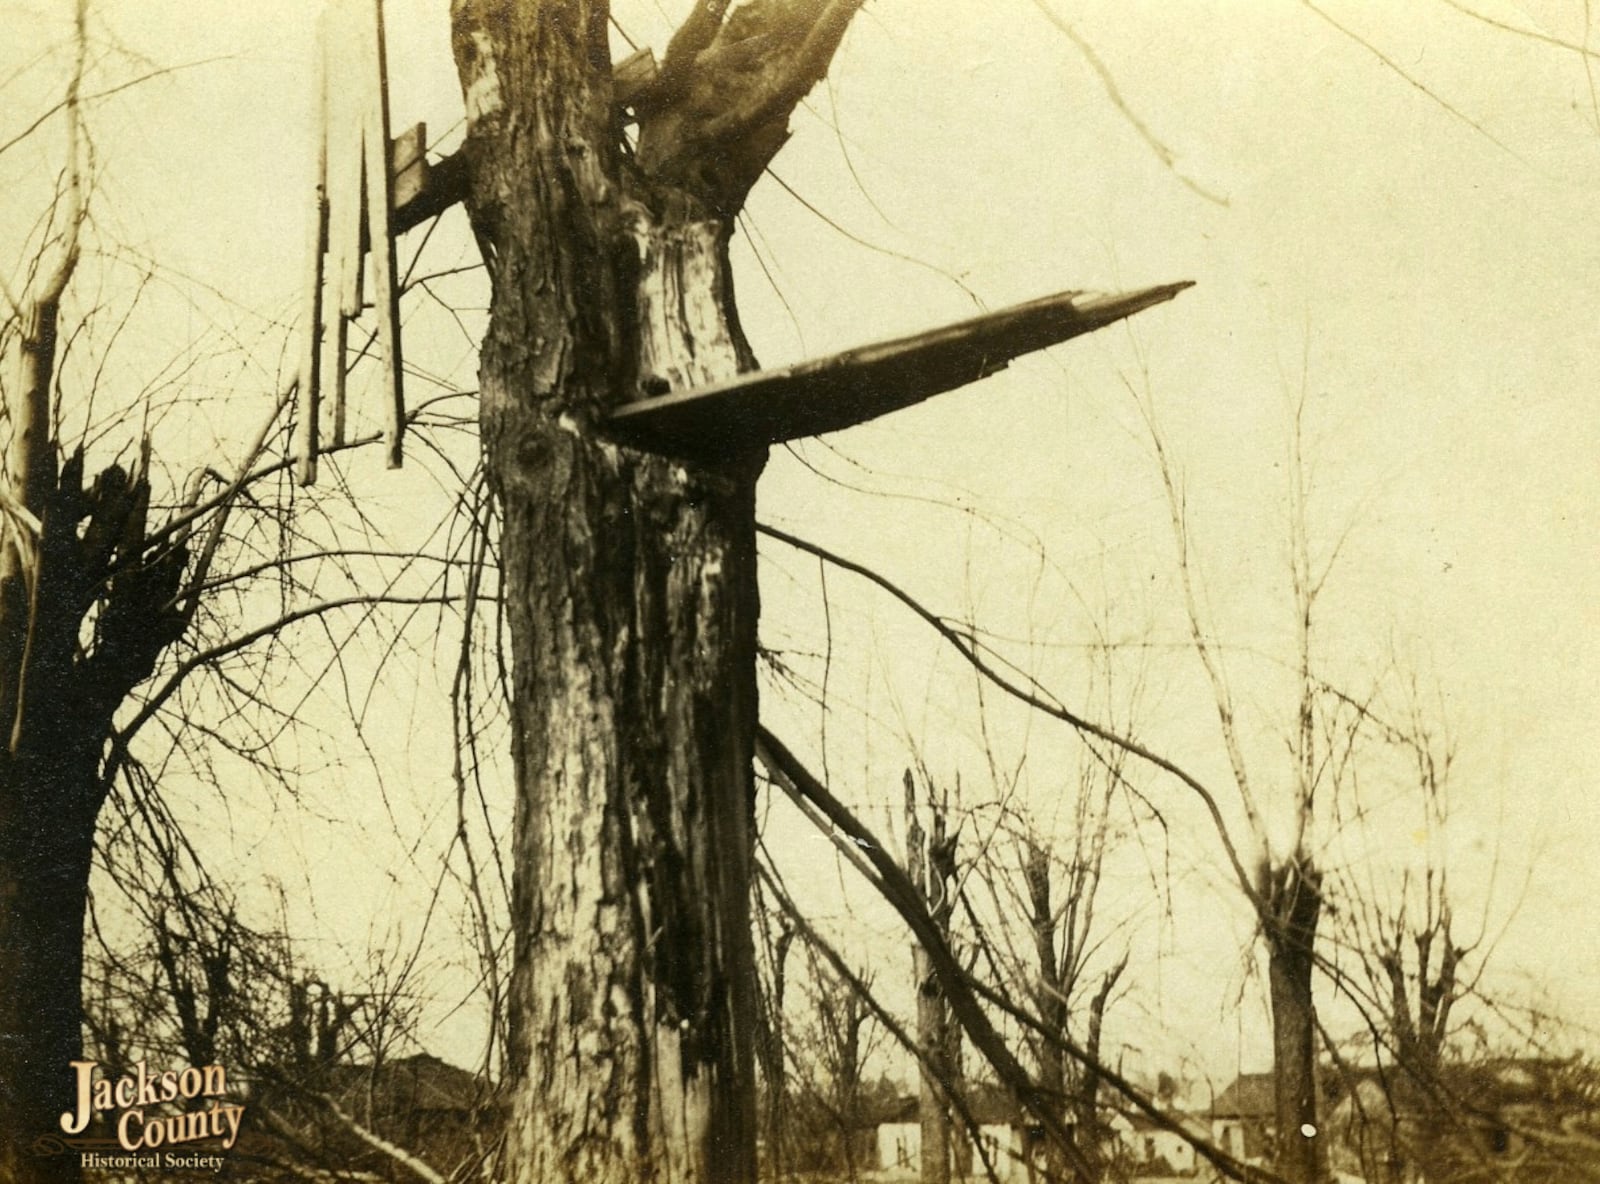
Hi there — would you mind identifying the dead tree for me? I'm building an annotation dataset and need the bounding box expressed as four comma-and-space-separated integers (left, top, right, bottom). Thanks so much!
0, 14, 466, 1179
1141, 387, 1378, 1184
908, 770, 962, 1184
1021, 838, 1127, 1182
0, 12, 193, 1180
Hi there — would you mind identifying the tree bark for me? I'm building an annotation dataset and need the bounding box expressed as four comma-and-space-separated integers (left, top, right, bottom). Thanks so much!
0, 262, 190, 1184
446, 2, 865, 1180
1023, 843, 1068, 1184
1071, 958, 1124, 1181
754, 921, 793, 1178
913, 944, 953, 1184
1263, 860, 1327, 1184
907, 772, 959, 1184
0, 760, 98, 1184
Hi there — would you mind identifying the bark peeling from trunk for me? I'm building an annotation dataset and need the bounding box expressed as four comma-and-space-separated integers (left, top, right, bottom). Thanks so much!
447, 2, 864, 1180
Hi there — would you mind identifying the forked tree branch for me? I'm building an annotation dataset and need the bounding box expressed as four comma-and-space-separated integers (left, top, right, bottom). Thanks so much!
702, 0, 866, 143
115, 593, 454, 751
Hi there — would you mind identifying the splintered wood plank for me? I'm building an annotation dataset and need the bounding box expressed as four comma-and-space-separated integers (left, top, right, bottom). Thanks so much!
295, 5, 329, 486
391, 123, 429, 211
326, 0, 366, 321
361, 0, 405, 468
607, 282, 1193, 457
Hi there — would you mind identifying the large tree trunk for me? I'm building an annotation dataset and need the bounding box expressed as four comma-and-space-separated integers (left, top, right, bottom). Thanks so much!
0, 508, 184, 1183
0, 473, 186, 1183
447, 2, 864, 1180
1264, 860, 1327, 1184
0, 758, 99, 1184
475, 191, 760, 1184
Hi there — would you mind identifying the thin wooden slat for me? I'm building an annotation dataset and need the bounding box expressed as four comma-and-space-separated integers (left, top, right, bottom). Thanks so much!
607, 282, 1194, 457
295, 9, 330, 486
326, 0, 365, 321
324, 288, 349, 448
323, 0, 363, 445
362, 0, 405, 468
391, 122, 428, 211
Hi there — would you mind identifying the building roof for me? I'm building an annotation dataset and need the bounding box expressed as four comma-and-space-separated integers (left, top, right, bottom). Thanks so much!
328, 1053, 487, 1117
877, 1082, 1026, 1127
1212, 1072, 1276, 1120
1218, 1057, 1600, 1124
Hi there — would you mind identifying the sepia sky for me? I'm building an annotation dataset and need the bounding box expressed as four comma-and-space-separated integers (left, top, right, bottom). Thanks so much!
5, 0, 1600, 1087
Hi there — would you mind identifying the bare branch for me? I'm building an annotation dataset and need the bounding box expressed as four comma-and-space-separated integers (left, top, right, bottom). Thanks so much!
758, 522, 1262, 903
1029, 0, 1228, 206
703, 0, 866, 144
756, 727, 1094, 1179
1130, 379, 1273, 865
1299, 0, 1522, 159
757, 727, 1287, 1184
117, 593, 455, 749
0, 57, 230, 164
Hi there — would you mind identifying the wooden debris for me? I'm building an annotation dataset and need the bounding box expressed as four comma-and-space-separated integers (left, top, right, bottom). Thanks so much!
391, 123, 429, 210
295, 10, 329, 486
607, 282, 1194, 458
297, 0, 406, 484
360, 0, 405, 468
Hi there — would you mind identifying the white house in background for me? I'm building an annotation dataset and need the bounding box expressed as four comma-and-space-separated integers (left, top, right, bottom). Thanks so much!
875, 1107, 918, 1175
873, 1087, 1218, 1180
1118, 1110, 1205, 1176
873, 1087, 1036, 1181
1210, 1071, 1276, 1167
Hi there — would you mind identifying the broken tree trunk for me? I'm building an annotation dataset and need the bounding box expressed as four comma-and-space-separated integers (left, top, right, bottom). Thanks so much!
448, 3, 771, 1181
1023, 842, 1071, 1182
0, 755, 99, 1184
907, 771, 960, 1184
0, 444, 190, 1184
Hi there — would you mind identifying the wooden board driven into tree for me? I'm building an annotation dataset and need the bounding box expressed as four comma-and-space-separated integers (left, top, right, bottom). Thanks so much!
607, 282, 1193, 456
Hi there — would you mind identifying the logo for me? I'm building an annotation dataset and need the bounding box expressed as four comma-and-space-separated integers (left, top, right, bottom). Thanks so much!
59, 1060, 244, 1153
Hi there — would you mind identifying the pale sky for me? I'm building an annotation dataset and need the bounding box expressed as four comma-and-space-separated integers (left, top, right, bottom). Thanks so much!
5, 0, 1599, 1092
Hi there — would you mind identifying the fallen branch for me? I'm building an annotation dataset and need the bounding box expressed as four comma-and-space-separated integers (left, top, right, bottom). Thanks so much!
757, 725, 1288, 1184
311, 1093, 447, 1184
